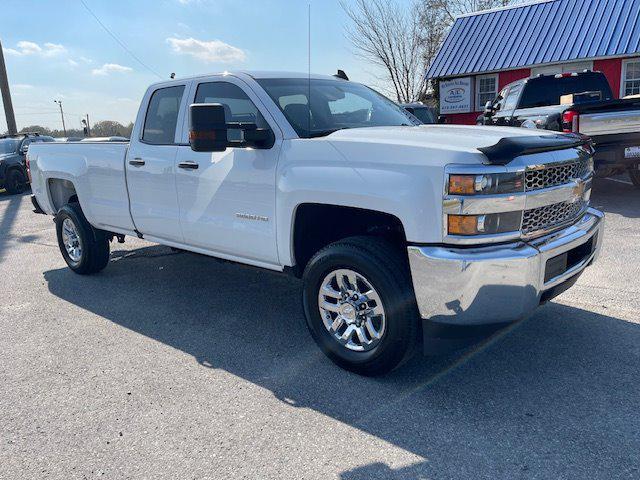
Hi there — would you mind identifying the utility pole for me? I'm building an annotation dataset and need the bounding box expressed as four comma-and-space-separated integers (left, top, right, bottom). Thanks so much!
54, 100, 66, 136
0, 39, 17, 135
85, 114, 90, 137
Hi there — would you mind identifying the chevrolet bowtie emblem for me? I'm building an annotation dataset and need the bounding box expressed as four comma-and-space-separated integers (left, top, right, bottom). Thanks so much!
571, 178, 586, 202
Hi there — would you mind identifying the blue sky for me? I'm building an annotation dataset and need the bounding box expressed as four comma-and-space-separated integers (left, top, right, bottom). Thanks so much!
0, 0, 407, 132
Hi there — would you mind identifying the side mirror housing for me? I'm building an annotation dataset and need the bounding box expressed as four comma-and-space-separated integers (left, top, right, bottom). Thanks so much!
484, 101, 494, 116
189, 103, 228, 152
242, 126, 275, 149
437, 115, 447, 124
20, 144, 29, 155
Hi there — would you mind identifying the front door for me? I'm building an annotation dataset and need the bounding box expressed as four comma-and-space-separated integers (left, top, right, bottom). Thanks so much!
175, 78, 281, 265
127, 84, 188, 243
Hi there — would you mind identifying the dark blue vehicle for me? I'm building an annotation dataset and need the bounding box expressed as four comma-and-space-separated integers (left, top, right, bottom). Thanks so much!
0, 133, 54, 194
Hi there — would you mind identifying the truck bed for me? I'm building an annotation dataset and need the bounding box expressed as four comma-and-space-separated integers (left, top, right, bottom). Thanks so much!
575, 98, 640, 136
28, 141, 135, 232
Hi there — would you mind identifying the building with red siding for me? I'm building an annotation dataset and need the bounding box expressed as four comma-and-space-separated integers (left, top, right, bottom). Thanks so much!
426, 0, 640, 125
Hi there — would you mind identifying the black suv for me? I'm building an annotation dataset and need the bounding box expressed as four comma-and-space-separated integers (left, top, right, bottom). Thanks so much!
0, 133, 54, 194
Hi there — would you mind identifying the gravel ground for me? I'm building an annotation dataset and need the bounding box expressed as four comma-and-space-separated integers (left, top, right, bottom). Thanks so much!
0, 178, 639, 479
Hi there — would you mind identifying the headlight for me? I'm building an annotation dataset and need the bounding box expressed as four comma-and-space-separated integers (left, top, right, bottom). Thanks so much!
448, 212, 522, 236
448, 172, 524, 195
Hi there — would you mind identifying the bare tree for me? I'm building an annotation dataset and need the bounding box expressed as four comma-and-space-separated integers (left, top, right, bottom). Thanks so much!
417, 0, 516, 71
341, 0, 427, 103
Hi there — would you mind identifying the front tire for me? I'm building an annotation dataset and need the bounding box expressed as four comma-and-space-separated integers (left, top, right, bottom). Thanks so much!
5, 168, 27, 195
56, 202, 110, 274
302, 236, 419, 376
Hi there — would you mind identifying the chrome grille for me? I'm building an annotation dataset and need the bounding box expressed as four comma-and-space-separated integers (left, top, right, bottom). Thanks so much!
522, 200, 587, 236
525, 157, 590, 191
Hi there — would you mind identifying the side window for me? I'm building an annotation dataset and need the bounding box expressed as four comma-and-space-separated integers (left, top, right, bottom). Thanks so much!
194, 82, 268, 143
502, 83, 522, 112
142, 85, 185, 145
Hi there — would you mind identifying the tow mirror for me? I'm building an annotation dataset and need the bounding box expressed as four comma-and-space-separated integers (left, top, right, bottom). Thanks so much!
189, 103, 228, 152
484, 101, 494, 115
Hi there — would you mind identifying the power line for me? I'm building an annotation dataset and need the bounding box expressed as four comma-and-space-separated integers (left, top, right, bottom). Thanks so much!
79, 0, 163, 79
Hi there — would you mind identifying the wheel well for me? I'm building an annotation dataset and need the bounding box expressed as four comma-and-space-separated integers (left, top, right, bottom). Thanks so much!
292, 204, 407, 275
48, 178, 78, 212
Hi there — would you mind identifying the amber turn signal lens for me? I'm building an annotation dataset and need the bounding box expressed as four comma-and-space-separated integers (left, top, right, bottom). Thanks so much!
448, 175, 476, 195
448, 215, 480, 235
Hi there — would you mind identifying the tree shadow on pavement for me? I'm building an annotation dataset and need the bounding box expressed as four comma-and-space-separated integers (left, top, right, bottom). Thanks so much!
43, 244, 640, 478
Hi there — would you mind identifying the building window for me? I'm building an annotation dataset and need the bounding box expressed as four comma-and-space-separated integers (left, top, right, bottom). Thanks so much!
622, 59, 640, 97
476, 75, 498, 110
531, 61, 593, 77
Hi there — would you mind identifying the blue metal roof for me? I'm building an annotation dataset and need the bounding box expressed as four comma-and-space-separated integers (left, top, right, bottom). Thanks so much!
427, 0, 640, 79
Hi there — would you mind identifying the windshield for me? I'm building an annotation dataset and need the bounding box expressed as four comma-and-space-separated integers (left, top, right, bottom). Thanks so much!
257, 78, 417, 138
0, 138, 20, 154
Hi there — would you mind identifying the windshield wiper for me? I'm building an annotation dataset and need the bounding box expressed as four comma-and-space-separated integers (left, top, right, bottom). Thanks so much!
306, 128, 347, 138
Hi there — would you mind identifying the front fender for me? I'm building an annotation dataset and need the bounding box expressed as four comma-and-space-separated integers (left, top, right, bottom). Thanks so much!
275, 140, 444, 266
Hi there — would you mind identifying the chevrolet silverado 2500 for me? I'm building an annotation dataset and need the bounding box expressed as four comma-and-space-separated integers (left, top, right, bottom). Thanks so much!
28, 72, 604, 375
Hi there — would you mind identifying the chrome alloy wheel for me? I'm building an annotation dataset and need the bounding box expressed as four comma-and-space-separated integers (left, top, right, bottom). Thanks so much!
61, 217, 82, 263
318, 269, 386, 352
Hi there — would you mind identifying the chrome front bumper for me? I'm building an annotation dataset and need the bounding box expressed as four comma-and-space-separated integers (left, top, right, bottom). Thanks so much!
407, 208, 604, 326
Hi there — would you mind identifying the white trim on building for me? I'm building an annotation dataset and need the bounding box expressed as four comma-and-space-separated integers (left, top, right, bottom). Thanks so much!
621, 58, 640, 97
475, 73, 498, 110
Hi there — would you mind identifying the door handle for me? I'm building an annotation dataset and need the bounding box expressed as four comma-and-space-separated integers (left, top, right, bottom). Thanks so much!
129, 158, 145, 167
178, 161, 199, 170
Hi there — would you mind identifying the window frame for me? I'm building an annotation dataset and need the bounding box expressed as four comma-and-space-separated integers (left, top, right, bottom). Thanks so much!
140, 84, 187, 146
475, 74, 499, 111
621, 58, 640, 98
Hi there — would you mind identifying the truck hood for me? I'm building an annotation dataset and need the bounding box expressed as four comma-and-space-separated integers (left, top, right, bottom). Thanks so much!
326, 125, 586, 166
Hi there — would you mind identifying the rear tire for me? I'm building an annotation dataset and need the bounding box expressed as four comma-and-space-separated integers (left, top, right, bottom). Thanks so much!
5, 169, 27, 195
56, 202, 110, 275
302, 236, 419, 376
629, 168, 640, 187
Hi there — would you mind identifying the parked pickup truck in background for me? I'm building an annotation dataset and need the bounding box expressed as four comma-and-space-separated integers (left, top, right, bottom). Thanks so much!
28, 71, 604, 375
479, 71, 640, 187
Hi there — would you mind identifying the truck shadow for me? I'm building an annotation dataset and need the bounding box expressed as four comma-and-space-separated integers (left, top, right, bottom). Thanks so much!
43, 245, 640, 477
591, 177, 640, 218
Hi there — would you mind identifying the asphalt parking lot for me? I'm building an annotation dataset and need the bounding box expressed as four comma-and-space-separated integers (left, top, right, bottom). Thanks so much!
1, 178, 639, 479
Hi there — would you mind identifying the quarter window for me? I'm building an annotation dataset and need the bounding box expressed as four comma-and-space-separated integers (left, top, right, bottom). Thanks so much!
622, 60, 640, 97
476, 75, 498, 110
142, 85, 185, 145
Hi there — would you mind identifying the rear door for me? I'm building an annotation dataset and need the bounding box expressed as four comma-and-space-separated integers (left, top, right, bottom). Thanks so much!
126, 83, 190, 243
174, 76, 282, 265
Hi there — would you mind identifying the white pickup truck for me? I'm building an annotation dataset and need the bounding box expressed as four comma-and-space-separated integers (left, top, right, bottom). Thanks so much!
28, 71, 604, 375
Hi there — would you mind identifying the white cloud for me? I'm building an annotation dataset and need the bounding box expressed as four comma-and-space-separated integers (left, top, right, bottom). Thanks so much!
5, 41, 67, 57
91, 63, 133, 76
166, 37, 246, 63
67, 59, 79, 67
12, 84, 34, 90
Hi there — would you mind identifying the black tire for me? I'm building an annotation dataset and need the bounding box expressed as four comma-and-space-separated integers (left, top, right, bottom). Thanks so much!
302, 236, 419, 376
55, 202, 110, 275
629, 168, 640, 187
5, 168, 27, 195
